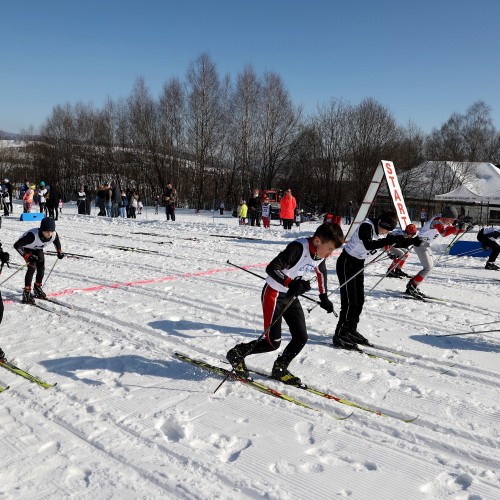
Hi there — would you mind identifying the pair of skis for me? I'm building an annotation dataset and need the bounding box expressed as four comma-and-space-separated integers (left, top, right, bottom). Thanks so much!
175, 352, 417, 423
0, 359, 56, 390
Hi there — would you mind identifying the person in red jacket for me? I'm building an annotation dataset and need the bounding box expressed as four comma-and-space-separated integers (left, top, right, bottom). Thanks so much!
280, 189, 297, 230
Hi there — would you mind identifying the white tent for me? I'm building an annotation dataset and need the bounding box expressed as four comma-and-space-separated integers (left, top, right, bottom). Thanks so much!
434, 184, 484, 202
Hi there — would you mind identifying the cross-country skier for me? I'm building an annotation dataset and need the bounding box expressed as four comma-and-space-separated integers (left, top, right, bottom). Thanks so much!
226, 222, 345, 385
385, 223, 421, 279
13, 217, 65, 304
405, 205, 467, 298
477, 226, 500, 270
333, 211, 420, 350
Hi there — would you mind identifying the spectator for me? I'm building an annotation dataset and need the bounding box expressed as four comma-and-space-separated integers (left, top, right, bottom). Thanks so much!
129, 192, 138, 218
76, 186, 87, 214
248, 190, 262, 227
261, 198, 271, 228
280, 188, 296, 230
105, 183, 113, 217
219, 201, 225, 215
295, 208, 302, 227
239, 199, 248, 225
23, 184, 35, 213
119, 190, 128, 218
164, 182, 177, 221
2, 183, 10, 216
154, 195, 160, 214
38, 182, 48, 214
420, 208, 427, 228
345, 201, 354, 225
3, 179, 13, 214
111, 181, 121, 217
96, 184, 108, 216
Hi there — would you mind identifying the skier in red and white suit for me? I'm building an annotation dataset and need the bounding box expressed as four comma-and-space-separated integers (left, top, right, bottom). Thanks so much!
405, 205, 463, 298
226, 223, 344, 385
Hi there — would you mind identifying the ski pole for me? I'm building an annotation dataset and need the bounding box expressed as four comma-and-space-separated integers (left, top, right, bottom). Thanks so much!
365, 247, 412, 297
430, 329, 500, 338
468, 319, 498, 328
434, 229, 470, 267
0, 263, 28, 286
214, 276, 318, 394
226, 260, 326, 309
440, 247, 488, 263
307, 248, 389, 314
43, 258, 59, 287
46, 250, 93, 259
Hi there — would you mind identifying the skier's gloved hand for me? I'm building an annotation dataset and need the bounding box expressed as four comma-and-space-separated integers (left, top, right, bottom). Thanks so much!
386, 234, 406, 247
319, 293, 334, 313
0, 250, 9, 264
286, 278, 311, 297
411, 236, 423, 247
57, 252, 65, 259
24, 253, 38, 263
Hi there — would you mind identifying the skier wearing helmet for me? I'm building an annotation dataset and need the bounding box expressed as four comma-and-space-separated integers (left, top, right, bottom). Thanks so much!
13, 217, 65, 304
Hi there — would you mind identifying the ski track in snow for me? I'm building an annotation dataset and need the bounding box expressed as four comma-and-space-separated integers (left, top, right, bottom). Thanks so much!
0, 204, 499, 499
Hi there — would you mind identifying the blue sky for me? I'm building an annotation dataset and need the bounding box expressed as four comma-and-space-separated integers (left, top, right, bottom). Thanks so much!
1, 0, 499, 134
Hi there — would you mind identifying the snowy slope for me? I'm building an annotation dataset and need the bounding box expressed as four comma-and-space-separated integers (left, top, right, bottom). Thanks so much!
0, 205, 499, 499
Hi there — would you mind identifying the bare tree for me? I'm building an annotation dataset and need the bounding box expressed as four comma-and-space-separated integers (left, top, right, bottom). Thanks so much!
345, 98, 399, 204
258, 71, 301, 188
185, 53, 226, 209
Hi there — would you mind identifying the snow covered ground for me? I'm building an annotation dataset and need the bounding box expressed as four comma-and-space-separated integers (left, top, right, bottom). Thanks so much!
0, 203, 499, 499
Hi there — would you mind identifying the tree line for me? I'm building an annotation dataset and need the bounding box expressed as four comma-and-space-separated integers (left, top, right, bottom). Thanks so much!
1, 53, 500, 214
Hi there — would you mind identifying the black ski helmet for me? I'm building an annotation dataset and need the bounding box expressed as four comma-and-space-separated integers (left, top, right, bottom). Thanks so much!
378, 211, 398, 231
40, 217, 56, 232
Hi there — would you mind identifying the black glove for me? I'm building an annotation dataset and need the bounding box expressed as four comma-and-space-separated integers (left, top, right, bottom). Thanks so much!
319, 293, 334, 313
385, 234, 406, 247
411, 236, 423, 247
286, 278, 311, 297
24, 254, 38, 263
57, 252, 65, 259
0, 251, 9, 264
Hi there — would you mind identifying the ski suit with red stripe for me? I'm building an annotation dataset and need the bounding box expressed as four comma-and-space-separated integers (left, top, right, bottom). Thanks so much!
246, 238, 328, 366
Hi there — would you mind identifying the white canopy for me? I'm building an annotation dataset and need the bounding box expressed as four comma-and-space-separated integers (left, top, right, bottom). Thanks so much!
434, 184, 484, 203
433, 162, 500, 203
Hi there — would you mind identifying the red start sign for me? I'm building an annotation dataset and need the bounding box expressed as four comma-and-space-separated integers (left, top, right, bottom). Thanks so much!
382, 160, 410, 229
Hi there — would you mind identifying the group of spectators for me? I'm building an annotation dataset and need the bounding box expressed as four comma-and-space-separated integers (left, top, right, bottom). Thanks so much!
75, 181, 177, 220
237, 188, 300, 230
16, 180, 63, 220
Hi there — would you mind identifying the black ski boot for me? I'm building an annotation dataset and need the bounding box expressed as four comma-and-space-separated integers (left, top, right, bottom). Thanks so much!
395, 268, 411, 278
405, 281, 425, 299
386, 269, 401, 279
0, 347, 6, 362
226, 344, 250, 378
485, 262, 500, 271
332, 330, 359, 350
33, 282, 47, 299
271, 357, 302, 386
348, 330, 371, 346
22, 286, 35, 305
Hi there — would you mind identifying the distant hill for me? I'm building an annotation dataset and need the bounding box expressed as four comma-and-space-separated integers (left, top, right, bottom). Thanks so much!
0, 130, 21, 140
